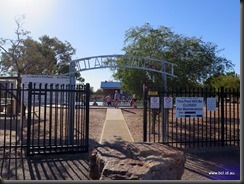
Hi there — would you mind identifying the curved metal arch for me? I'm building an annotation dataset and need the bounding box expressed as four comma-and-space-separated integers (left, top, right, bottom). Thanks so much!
61, 54, 177, 77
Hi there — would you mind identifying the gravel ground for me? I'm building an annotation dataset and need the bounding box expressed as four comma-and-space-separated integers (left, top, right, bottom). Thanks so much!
89, 108, 107, 148
0, 108, 241, 181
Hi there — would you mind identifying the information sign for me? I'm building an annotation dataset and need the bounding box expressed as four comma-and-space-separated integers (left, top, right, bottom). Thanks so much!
164, 97, 173, 108
22, 74, 70, 105
150, 97, 160, 109
207, 97, 216, 111
176, 97, 204, 118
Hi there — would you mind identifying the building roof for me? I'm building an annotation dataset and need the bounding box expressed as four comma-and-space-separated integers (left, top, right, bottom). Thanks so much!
100, 81, 121, 89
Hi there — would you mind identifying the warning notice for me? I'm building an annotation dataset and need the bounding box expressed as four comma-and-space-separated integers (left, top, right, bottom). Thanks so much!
164, 97, 173, 108
176, 97, 204, 118
150, 97, 160, 109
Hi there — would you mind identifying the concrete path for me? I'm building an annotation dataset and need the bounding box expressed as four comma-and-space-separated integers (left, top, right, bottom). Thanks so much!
99, 108, 134, 144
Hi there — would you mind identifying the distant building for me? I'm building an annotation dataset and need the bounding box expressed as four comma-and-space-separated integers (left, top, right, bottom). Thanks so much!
100, 81, 122, 97
100, 81, 130, 101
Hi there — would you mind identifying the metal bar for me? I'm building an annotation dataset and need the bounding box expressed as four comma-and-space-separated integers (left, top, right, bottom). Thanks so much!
173, 89, 176, 147
209, 88, 212, 147
158, 108, 160, 142
229, 88, 232, 145
9, 84, 13, 155
204, 88, 208, 147
14, 85, 19, 154
143, 84, 148, 142
65, 85, 68, 145
61, 54, 177, 77
85, 83, 90, 151
3, 84, 7, 155
188, 89, 191, 148
20, 85, 25, 153
26, 82, 32, 156
179, 88, 183, 148
43, 84, 48, 151
225, 90, 228, 146
192, 88, 196, 148
213, 88, 216, 146
37, 84, 42, 153
232, 88, 236, 145
221, 87, 225, 146
197, 88, 200, 147
184, 87, 187, 147
237, 88, 240, 146
60, 84, 64, 146
54, 84, 59, 149
63, 54, 178, 66
148, 105, 151, 142
49, 84, 53, 149
217, 88, 221, 146
31, 84, 37, 154
162, 62, 167, 144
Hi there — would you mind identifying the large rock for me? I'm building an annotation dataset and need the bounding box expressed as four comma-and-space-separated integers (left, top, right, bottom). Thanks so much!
89, 142, 186, 180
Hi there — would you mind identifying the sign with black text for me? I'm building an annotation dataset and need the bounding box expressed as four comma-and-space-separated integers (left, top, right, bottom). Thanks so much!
176, 97, 204, 118
22, 74, 70, 105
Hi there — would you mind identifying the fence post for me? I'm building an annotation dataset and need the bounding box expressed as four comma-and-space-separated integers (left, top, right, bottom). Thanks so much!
85, 83, 90, 151
68, 84, 75, 145
221, 87, 225, 146
143, 84, 148, 142
68, 61, 76, 145
26, 82, 32, 156
162, 67, 167, 144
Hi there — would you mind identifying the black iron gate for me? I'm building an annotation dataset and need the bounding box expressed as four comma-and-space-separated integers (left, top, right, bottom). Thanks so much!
0, 82, 90, 157
143, 86, 240, 148
26, 82, 90, 155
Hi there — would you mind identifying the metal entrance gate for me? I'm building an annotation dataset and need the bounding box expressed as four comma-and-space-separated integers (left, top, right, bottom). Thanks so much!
0, 82, 90, 157
143, 86, 240, 148
26, 82, 90, 155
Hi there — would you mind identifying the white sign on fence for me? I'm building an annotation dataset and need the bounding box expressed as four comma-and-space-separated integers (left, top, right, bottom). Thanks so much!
22, 75, 70, 87
176, 97, 204, 118
22, 74, 70, 105
164, 97, 173, 108
150, 97, 160, 109
207, 97, 216, 111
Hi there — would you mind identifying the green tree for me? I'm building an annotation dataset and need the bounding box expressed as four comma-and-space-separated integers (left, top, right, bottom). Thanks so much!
95, 88, 103, 95
0, 17, 85, 83
0, 16, 33, 112
112, 23, 234, 98
0, 16, 84, 111
204, 72, 240, 89
38, 35, 76, 75
1, 35, 76, 76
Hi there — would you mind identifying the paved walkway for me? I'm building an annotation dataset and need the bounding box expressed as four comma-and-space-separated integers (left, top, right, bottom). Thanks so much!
99, 108, 134, 144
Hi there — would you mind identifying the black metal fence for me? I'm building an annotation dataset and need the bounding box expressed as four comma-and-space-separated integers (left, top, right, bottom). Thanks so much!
0, 82, 90, 157
143, 87, 240, 148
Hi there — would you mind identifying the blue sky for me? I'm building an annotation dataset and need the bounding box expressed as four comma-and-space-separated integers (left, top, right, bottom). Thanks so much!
0, 0, 240, 91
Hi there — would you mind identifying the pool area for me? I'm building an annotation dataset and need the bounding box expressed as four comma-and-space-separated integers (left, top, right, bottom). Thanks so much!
89, 101, 132, 107
89, 101, 104, 106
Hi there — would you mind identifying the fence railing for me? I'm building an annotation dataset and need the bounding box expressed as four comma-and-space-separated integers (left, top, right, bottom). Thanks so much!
0, 82, 90, 157
143, 87, 240, 148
